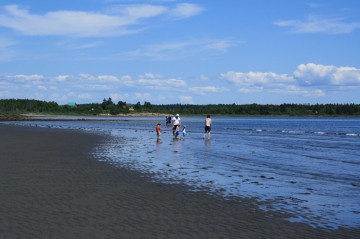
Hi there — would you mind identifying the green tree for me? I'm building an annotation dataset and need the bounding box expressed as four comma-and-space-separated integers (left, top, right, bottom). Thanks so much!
134, 101, 142, 111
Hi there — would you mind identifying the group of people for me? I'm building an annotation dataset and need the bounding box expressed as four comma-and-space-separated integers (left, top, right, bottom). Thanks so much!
156, 114, 212, 140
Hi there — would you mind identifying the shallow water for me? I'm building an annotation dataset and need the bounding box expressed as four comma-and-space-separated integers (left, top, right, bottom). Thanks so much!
4, 116, 360, 229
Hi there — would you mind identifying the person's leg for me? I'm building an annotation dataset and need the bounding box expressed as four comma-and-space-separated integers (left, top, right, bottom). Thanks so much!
174, 125, 179, 138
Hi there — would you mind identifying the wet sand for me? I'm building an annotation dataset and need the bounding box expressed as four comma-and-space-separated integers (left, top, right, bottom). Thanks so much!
0, 124, 358, 239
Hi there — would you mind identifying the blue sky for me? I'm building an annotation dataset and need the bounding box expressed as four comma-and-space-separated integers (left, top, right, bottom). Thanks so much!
0, 0, 359, 105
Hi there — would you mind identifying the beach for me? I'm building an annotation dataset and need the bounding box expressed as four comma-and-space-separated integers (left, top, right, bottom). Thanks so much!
0, 124, 358, 239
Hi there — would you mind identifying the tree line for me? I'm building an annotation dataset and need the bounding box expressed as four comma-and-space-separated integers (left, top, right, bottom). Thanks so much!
1, 98, 360, 116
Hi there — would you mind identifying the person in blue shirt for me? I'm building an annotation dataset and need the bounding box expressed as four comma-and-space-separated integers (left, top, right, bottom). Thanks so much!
181, 125, 186, 138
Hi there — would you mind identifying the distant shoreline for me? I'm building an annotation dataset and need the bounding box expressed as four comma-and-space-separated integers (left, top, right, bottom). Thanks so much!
1, 113, 360, 121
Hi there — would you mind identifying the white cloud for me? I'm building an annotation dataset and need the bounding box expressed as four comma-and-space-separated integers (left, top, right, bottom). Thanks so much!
269, 85, 326, 98
294, 63, 335, 85
5, 74, 45, 86
0, 5, 132, 37
120, 75, 135, 86
179, 95, 194, 104
238, 86, 263, 93
78, 73, 96, 81
205, 40, 244, 51
138, 73, 162, 79
151, 42, 189, 52
137, 75, 187, 89
332, 66, 360, 85
12, 74, 45, 81
0, 4, 202, 37
122, 39, 242, 60
294, 63, 360, 86
123, 41, 192, 60
223, 63, 360, 99
139, 78, 187, 88
77, 74, 127, 84
98, 75, 121, 82
2, 64, 358, 104
118, 4, 167, 19
190, 86, 227, 95
169, 3, 203, 19
274, 14, 360, 34
222, 71, 294, 87
54, 75, 70, 82
57, 41, 102, 50
74, 83, 115, 91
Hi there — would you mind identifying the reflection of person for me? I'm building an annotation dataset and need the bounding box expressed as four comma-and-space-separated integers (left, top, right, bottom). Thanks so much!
203, 115, 212, 139
155, 123, 161, 137
172, 114, 181, 137
156, 137, 161, 144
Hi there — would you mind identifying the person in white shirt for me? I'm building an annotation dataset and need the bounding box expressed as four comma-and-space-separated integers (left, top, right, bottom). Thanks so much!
203, 115, 212, 139
172, 114, 181, 137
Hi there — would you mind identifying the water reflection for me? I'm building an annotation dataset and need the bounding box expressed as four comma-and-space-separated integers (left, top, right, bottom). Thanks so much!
204, 138, 211, 147
156, 137, 161, 145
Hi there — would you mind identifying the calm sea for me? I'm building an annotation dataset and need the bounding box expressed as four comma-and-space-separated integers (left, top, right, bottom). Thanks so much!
4, 116, 360, 229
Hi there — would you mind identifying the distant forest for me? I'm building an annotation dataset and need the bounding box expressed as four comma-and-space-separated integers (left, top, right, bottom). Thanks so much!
1, 98, 360, 117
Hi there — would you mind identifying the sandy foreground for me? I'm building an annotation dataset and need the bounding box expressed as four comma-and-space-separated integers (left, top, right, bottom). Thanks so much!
0, 124, 358, 239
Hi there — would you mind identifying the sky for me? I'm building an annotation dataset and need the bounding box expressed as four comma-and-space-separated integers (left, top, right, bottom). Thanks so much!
0, 0, 359, 105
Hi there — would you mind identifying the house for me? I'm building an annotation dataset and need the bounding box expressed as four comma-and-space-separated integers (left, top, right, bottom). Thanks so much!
67, 102, 77, 108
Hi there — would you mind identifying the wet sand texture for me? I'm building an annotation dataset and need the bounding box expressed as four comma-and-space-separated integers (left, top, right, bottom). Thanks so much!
0, 124, 358, 239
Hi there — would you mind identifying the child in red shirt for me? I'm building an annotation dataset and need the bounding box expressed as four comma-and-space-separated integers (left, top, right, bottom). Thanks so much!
155, 123, 161, 137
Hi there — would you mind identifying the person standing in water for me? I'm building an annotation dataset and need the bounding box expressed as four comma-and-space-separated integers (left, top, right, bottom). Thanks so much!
203, 115, 212, 139
172, 114, 181, 138
166, 115, 171, 126
155, 123, 161, 138
182, 125, 186, 138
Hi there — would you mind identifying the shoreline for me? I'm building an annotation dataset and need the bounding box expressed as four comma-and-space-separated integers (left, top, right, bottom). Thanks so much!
0, 124, 359, 238
1, 113, 360, 123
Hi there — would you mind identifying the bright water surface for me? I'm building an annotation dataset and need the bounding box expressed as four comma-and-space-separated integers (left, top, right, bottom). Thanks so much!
4, 116, 360, 229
